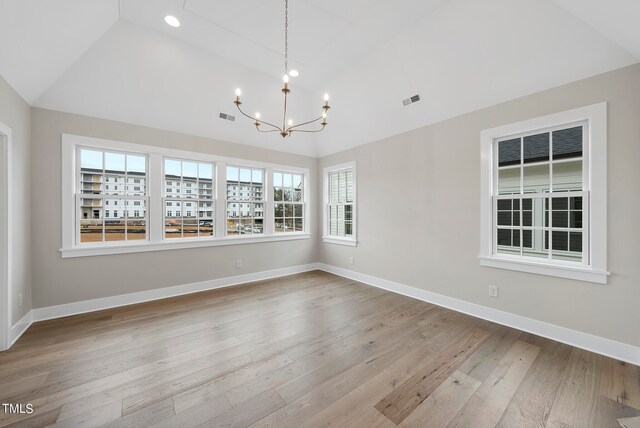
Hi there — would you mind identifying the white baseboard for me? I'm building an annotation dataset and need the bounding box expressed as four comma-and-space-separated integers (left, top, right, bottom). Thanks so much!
10, 310, 33, 347
32, 263, 319, 322
317, 263, 640, 366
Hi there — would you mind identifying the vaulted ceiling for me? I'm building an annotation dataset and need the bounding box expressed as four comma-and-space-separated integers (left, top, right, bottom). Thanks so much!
1, 0, 638, 157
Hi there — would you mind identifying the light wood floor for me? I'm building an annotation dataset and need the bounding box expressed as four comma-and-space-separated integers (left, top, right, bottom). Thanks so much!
1, 271, 639, 427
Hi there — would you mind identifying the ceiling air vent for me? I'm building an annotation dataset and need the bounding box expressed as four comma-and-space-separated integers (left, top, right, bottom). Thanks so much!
402, 94, 421, 107
219, 112, 236, 122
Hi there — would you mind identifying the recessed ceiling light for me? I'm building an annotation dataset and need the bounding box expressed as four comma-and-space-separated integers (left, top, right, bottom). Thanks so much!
164, 15, 181, 28
288, 69, 299, 77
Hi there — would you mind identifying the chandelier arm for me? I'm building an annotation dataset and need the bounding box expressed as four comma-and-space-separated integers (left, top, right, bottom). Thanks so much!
256, 128, 282, 133
235, 102, 283, 132
288, 124, 327, 134
287, 114, 324, 131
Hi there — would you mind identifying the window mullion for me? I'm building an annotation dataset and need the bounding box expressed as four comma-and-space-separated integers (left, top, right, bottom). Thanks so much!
148, 152, 163, 243
266, 167, 275, 235
215, 161, 227, 238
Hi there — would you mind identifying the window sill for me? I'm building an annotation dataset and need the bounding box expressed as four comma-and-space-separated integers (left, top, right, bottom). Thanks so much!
478, 255, 609, 284
322, 236, 358, 247
60, 233, 311, 258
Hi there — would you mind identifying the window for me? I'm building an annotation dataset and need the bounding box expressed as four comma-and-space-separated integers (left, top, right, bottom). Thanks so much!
62, 134, 310, 257
274, 171, 304, 233
78, 148, 148, 243
323, 162, 357, 246
226, 167, 264, 235
480, 103, 608, 283
164, 159, 214, 239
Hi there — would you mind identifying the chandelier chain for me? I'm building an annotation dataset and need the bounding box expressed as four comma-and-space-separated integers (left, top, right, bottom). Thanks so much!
284, 0, 288, 74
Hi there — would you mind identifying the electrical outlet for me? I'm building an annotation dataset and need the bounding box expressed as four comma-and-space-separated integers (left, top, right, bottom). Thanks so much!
18, 293, 23, 308
236, 260, 243, 269
489, 285, 499, 298
348, 256, 354, 265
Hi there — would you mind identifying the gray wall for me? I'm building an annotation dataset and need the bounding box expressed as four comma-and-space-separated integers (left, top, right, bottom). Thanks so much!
318, 63, 640, 348
0, 75, 32, 325
31, 108, 318, 308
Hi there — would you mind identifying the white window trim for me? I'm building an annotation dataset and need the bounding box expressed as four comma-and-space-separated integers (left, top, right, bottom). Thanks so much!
322, 161, 357, 246
479, 102, 608, 284
0, 120, 12, 350
61, 134, 310, 258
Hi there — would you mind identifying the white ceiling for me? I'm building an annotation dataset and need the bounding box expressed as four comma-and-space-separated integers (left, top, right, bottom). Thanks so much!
0, 0, 638, 157
0, 0, 118, 104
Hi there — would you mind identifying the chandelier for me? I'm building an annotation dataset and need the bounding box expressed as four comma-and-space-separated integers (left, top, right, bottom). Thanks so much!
233, 0, 330, 138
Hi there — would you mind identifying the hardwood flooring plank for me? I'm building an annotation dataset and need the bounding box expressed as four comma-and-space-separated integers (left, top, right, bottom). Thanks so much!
619, 416, 640, 428
496, 335, 573, 428
352, 407, 398, 428
224, 297, 432, 407
0, 407, 61, 428
374, 326, 491, 424
250, 362, 377, 428
600, 359, 640, 411
298, 344, 435, 428
0, 372, 49, 399
129, 352, 291, 415
593, 396, 640, 428
546, 348, 603, 428
152, 389, 271, 428
275, 309, 432, 404
51, 400, 122, 427
52, 351, 254, 424
102, 398, 175, 428
446, 340, 540, 428
399, 370, 481, 428
457, 326, 521, 382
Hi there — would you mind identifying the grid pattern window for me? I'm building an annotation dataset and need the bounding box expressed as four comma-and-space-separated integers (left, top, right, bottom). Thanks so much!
226, 166, 264, 235
328, 169, 354, 238
494, 124, 586, 263
274, 171, 304, 233
78, 148, 147, 243
164, 159, 214, 239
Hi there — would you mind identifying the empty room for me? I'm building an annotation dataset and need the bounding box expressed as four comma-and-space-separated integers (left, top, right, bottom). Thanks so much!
1, 0, 639, 427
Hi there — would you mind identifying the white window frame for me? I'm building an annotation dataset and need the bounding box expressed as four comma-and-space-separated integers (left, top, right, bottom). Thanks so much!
75, 145, 149, 245
225, 165, 266, 236
322, 161, 357, 246
273, 169, 306, 234
479, 103, 608, 284
162, 157, 215, 240
61, 134, 310, 258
